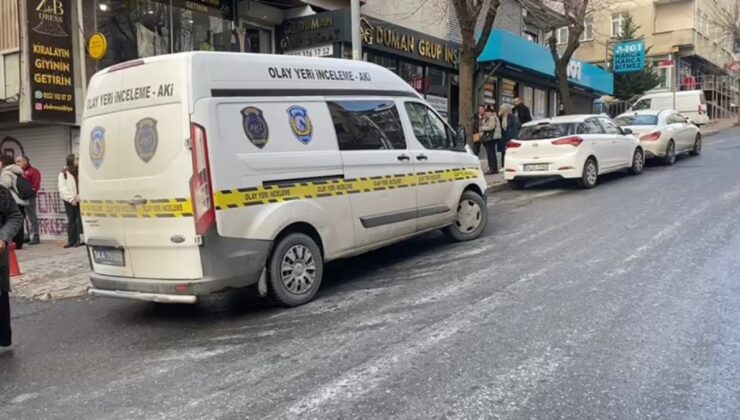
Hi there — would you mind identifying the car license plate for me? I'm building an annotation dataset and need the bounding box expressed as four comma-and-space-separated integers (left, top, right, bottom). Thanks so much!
92, 247, 125, 267
523, 163, 549, 172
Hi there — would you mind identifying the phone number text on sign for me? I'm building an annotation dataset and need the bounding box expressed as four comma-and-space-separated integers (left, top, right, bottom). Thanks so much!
285, 45, 334, 57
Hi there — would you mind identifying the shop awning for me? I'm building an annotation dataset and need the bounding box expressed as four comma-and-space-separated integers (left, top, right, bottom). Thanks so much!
478, 29, 613, 96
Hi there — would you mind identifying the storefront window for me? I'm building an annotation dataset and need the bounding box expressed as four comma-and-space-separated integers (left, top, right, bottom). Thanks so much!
534, 88, 547, 120
501, 78, 517, 106
400, 60, 425, 93
232, 23, 273, 53
483, 76, 497, 107
96, 0, 234, 68
426, 66, 447, 95
367, 53, 398, 74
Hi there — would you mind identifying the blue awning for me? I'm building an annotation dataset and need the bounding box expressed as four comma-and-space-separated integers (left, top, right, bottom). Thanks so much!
478, 29, 613, 96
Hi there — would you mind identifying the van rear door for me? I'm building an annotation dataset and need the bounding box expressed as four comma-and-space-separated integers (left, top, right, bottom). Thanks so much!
81, 58, 202, 280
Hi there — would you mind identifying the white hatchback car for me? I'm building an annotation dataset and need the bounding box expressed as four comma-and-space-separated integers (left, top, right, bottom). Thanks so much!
614, 110, 702, 165
504, 115, 644, 189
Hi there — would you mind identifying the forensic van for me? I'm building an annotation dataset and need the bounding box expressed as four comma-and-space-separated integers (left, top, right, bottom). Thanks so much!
80, 52, 488, 307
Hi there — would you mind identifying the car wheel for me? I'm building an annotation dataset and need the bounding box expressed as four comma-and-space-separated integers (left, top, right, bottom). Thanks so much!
508, 180, 525, 190
443, 190, 488, 242
267, 232, 323, 307
662, 140, 676, 165
689, 134, 702, 156
578, 158, 598, 189
629, 148, 644, 175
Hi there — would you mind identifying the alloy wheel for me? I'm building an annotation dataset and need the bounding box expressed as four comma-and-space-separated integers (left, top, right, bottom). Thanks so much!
280, 245, 317, 295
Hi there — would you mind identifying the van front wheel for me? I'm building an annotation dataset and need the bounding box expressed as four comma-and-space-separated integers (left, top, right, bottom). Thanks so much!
443, 190, 488, 241
267, 233, 323, 307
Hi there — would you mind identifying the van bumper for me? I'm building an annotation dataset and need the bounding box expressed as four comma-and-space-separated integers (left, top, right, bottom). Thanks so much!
89, 237, 272, 303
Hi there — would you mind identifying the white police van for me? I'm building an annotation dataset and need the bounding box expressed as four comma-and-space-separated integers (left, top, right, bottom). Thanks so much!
81, 52, 488, 306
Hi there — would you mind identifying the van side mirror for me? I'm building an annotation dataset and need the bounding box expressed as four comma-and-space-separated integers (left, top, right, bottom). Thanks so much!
456, 125, 467, 148
622, 128, 633, 135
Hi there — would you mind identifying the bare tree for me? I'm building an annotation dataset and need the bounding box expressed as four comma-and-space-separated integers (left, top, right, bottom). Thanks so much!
711, 0, 740, 125
451, 0, 501, 139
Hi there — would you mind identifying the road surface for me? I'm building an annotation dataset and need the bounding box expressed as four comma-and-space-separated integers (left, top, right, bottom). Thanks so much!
2, 128, 739, 419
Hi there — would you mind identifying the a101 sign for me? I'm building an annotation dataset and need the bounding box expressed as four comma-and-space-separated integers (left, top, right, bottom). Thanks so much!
613, 40, 645, 74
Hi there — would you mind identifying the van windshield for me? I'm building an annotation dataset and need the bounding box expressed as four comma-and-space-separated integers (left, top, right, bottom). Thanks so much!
632, 99, 651, 110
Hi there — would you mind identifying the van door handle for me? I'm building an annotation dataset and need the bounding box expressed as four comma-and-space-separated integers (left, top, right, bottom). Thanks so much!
127, 197, 148, 206
397, 154, 410, 161
416, 154, 428, 161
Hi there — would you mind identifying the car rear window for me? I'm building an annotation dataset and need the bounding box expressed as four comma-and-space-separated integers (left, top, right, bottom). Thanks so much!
518, 123, 576, 140
614, 115, 658, 126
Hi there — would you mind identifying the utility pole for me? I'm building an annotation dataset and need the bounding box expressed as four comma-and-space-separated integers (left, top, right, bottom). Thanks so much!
351, 0, 362, 60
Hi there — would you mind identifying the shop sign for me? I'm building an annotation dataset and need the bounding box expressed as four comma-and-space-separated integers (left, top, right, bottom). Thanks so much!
277, 11, 346, 53
285, 44, 334, 58
88, 32, 108, 61
154, 0, 234, 20
360, 17, 460, 69
658, 60, 674, 69
613, 40, 646, 73
20, 0, 76, 124
426, 94, 448, 117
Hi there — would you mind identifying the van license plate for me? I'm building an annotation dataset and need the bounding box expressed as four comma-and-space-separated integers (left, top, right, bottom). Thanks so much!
523, 164, 549, 172
92, 247, 125, 267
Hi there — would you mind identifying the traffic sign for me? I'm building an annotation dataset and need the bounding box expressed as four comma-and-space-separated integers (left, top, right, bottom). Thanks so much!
613, 40, 646, 73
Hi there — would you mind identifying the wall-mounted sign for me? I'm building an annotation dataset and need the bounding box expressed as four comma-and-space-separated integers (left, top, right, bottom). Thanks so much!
276, 10, 345, 54
88, 33, 108, 61
285, 44, 334, 58
657, 60, 673, 69
567, 60, 582, 81
20, 0, 76, 124
613, 40, 646, 74
153, 0, 234, 20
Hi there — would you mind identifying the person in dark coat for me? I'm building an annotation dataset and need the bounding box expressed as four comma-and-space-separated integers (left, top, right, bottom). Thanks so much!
513, 97, 532, 125
472, 105, 486, 156
0, 185, 24, 350
499, 104, 521, 169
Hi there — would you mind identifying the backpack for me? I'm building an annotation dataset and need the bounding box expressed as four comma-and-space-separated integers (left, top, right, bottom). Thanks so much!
15, 175, 36, 200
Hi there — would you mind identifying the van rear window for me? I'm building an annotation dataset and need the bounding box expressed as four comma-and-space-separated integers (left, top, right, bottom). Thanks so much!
328, 101, 407, 150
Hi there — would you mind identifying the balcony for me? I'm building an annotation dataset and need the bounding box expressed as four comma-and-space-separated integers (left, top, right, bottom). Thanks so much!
650, 29, 695, 55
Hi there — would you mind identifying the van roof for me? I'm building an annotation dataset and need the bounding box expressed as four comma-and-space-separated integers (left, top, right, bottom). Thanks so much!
100, 52, 422, 99
638, 90, 703, 99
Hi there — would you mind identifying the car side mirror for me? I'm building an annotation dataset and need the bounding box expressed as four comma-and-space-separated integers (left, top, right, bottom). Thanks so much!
456, 125, 467, 148
623, 128, 633, 135
685, 117, 693, 124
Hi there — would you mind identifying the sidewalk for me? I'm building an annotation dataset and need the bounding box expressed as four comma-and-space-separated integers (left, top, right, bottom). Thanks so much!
12, 242, 90, 301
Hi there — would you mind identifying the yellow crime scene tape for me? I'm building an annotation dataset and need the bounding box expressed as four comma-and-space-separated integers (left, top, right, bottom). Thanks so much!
81, 167, 482, 218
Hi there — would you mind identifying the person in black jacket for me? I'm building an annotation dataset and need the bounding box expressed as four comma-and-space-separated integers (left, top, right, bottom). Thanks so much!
513, 97, 532, 125
0, 185, 23, 351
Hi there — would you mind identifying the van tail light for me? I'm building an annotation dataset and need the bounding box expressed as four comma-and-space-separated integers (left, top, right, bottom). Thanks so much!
551, 136, 583, 147
190, 123, 216, 235
640, 131, 661, 141
506, 140, 522, 149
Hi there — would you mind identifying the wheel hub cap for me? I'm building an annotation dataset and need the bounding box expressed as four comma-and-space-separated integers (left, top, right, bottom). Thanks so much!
281, 245, 316, 295
456, 199, 482, 233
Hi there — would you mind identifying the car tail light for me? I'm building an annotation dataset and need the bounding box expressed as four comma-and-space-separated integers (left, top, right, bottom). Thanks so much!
640, 131, 661, 141
506, 141, 522, 149
190, 123, 216, 235
551, 136, 583, 147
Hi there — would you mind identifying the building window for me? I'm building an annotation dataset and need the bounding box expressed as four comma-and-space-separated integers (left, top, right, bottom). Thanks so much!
556, 27, 569, 45
612, 13, 627, 37
524, 31, 539, 44
368, 53, 398, 73
650, 56, 670, 89
400, 60, 425, 93
580, 16, 593, 41
328, 101, 407, 150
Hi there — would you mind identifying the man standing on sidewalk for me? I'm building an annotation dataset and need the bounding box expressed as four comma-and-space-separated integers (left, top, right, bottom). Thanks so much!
513, 97, 532, 125
0, 184, 23, 351
16, 156, 40, 245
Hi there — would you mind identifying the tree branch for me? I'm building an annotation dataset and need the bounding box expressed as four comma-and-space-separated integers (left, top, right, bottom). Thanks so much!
474, 0, 501, 56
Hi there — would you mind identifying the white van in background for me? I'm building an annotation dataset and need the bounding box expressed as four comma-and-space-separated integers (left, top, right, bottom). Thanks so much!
80, 52, 488, 307
630, 90, 709, 125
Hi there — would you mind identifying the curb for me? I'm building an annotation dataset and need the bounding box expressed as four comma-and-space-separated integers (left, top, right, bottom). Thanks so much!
486, 181, 509, 193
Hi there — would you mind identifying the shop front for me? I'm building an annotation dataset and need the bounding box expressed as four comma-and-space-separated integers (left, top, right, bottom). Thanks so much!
276, 11, 462, 126
477, 29, 613, 117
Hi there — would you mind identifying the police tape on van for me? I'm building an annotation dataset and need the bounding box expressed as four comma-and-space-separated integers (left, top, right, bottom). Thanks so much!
80, 52, 488, 307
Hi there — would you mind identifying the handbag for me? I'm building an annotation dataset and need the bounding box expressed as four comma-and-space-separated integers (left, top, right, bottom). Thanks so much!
473, 132, 482, 143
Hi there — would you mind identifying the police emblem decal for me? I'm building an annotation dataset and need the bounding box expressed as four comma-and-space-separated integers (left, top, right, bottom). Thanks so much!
241, 107, 269, 149
287, 106, 313, 145
90, 126, 106, 169
134, 118, 159, 163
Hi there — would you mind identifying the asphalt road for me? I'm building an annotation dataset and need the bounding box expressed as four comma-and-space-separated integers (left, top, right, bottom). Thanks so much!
2, 128, 740, 420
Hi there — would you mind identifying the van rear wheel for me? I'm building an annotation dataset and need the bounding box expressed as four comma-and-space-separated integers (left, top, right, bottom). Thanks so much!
267, 233, 323, 307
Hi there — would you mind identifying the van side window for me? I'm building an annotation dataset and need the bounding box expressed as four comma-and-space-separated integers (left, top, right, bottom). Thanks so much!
633, 99, 650, 110
404, 102, 455, 150
328, 101, 407, 150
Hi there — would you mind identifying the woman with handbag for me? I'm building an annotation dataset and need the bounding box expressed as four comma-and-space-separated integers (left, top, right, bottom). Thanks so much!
481, 105, 502, 174
472, 105, 486, 156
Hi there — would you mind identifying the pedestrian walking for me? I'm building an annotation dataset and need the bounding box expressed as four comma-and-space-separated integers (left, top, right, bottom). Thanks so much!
558, 103, 566, 116
58, 154, 82, 248
15, 155, 41, 245
481, 105, 502, 174
513, 97, 532, 125
499, 104, 521, 170
0, 156, 30, 250
472, 105, 486, 156
0, 184, 23, 352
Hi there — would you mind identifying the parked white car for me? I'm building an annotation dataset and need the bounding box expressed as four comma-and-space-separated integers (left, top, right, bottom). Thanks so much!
614, 110, 702, 165
504, 115, 644, 189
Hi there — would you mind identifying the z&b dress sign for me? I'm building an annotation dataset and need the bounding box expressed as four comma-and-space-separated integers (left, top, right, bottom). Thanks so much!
20, 0, 76, 124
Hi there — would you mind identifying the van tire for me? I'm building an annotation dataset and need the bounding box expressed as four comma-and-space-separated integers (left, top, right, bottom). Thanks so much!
267, 233, 323, 307
443, 190, 488, 242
